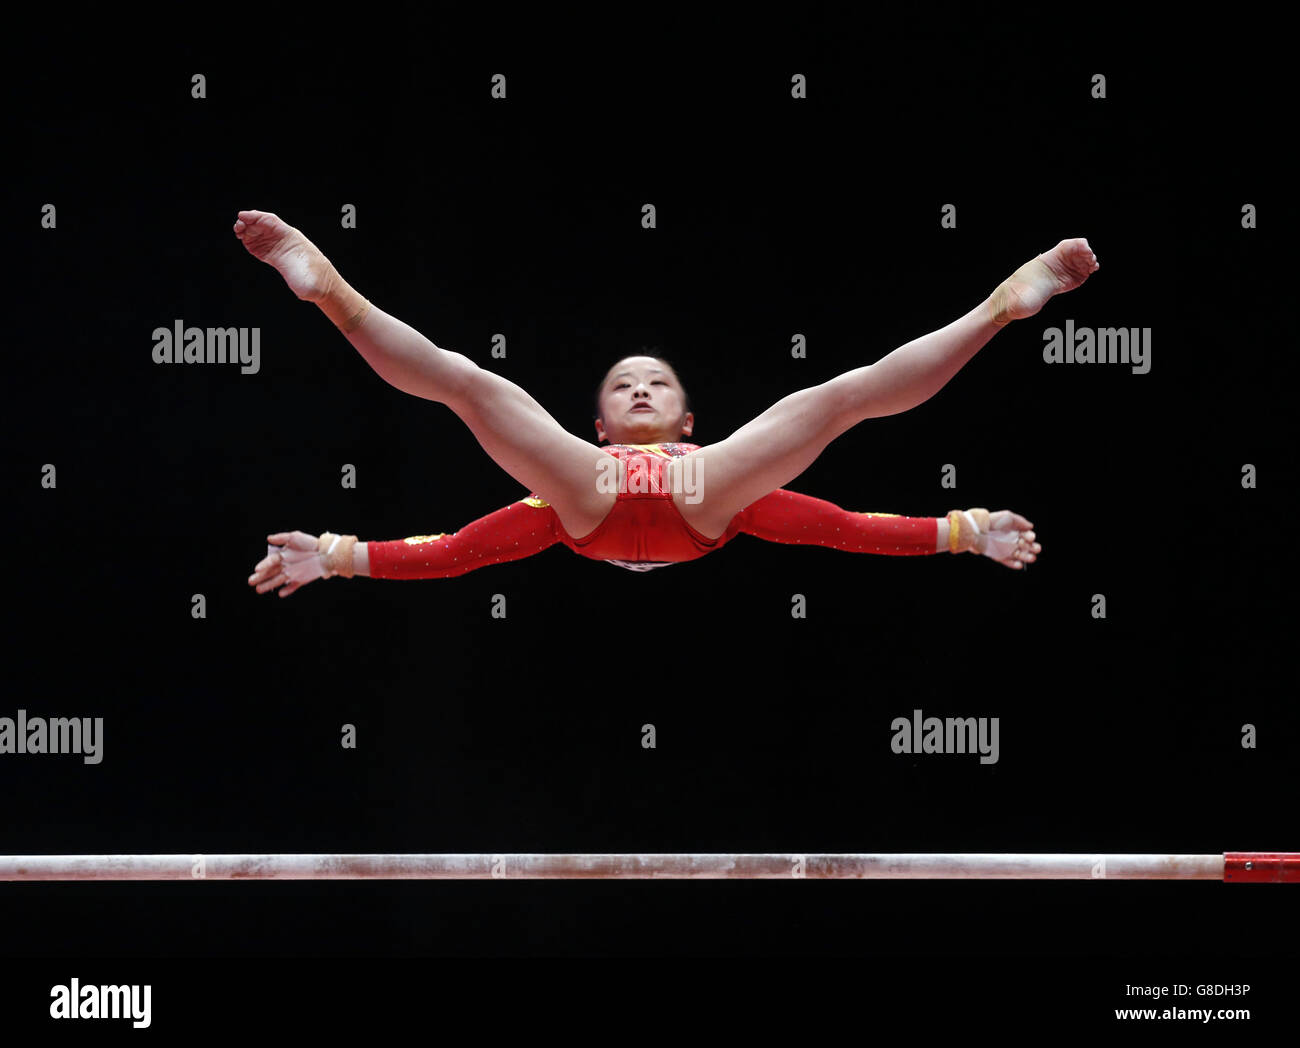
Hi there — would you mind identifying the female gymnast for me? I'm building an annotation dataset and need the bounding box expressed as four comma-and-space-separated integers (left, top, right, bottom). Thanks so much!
238, 210, 1097, 597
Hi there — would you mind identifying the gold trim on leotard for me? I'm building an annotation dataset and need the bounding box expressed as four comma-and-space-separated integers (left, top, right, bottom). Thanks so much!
403, 534, 448, 544
521, 496, 551, 508
622, 443, 673, 458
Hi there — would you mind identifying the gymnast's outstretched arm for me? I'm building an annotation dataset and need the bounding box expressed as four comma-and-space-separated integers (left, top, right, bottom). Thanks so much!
731, 489, 1040, 569
248, 499, 561, 597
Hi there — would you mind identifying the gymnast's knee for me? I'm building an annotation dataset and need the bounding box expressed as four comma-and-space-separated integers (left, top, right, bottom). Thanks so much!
439, 352, 488, 409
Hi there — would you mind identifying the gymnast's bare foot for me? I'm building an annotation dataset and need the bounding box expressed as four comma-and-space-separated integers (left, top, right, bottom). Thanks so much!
233, 210, 337, 303
988, 238, 1100, 325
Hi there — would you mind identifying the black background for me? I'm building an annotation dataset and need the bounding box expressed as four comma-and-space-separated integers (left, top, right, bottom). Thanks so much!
4, 11, 1295, 1034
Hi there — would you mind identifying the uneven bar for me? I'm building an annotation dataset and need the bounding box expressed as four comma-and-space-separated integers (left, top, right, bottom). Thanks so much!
2, 853, 1290, 881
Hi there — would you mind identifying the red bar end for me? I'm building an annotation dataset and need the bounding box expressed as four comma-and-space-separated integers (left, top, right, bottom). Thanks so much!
1223, 853, 1300, 883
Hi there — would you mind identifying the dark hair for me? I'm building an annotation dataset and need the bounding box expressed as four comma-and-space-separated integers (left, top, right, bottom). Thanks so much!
593, 351, 692, 421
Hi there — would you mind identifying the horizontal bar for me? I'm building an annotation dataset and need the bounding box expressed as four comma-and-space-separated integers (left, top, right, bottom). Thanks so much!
0, 853, 1278, 881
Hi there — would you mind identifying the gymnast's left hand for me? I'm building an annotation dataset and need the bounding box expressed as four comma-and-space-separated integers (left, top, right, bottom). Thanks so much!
980, 511, 1040, 570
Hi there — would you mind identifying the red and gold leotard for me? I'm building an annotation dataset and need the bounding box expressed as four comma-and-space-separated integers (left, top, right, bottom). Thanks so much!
366, 442, 940, 578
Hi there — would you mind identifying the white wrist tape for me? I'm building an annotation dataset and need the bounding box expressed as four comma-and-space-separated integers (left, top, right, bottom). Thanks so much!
268, 533, 340, 584
323, 534, 341, 576
948, 508, 1024, 562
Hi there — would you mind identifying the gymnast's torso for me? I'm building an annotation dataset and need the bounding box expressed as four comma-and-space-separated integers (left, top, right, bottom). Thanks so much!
548, 442, 725, 571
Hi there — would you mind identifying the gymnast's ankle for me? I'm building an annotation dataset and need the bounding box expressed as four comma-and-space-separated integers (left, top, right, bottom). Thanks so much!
317, 267, 372, 334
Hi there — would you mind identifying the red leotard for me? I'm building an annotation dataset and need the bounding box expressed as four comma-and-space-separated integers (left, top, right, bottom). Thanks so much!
555, 442, 718, 570
366, 442, 940, 578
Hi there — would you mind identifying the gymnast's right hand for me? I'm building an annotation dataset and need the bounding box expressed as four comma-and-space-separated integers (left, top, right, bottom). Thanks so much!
248, 531, 323, 598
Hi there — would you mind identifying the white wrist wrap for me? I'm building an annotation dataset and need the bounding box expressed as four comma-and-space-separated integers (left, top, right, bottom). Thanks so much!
266, 531, 353, 584
947, 507, 1024, 562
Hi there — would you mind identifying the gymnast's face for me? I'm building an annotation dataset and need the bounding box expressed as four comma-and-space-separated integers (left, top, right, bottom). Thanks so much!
594, 356, 694, 445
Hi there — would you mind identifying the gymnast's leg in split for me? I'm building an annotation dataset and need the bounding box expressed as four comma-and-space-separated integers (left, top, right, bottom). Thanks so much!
668, 239, 1100, 540
234, 210, 618, 541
